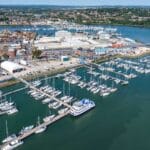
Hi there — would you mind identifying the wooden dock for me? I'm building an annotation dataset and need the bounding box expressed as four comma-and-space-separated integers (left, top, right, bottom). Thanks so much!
91, 63, 129, 79
2, 86, 28, 97
8, 73, 72, 109
0, 71, 73, 149
0, 111, 70, 149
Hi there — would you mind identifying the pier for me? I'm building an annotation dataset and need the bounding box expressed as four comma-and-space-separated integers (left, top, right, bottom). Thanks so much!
91, 63, 129, 79
85, 64, 126, 82
0, 71, 73, 149
0, 111, 70, 149
2, 86, 28, 97
9, 73, 72, 109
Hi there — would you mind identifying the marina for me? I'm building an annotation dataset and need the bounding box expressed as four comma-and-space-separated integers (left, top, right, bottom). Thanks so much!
0, 65, 97, 149
0, 111, 69, 150
0, 1, 150, 149
0, 94, 19, 116
0, 22, 150, 150
0, 54, 150, 149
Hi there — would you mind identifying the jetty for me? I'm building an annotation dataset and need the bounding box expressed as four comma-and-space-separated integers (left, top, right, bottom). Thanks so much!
0, 71, 73, 149
0, 111, 69, 149
9, 73, 72, 109
2, 86, 28, 97
91, 63, 129, 79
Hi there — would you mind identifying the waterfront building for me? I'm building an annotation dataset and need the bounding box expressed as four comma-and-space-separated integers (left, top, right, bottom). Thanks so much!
1, 61, 25, 73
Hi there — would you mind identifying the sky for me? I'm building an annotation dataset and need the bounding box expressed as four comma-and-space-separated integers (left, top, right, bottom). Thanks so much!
0, 0, 150, 6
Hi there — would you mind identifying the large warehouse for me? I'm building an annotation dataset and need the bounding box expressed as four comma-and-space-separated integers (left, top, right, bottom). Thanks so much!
1, 61, 25, 73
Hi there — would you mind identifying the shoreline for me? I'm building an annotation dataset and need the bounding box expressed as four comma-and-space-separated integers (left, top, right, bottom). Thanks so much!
0, 23, 150, 29
0, 52, 149, 89
79, 23, 150, 29
0, 62, 82, 89
94, 51, 150, 64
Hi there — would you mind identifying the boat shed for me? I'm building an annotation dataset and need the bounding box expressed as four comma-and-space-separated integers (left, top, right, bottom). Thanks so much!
1, 61, 25, 73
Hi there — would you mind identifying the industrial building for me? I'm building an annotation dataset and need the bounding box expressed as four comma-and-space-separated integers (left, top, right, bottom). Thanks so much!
1, 61, 25, 73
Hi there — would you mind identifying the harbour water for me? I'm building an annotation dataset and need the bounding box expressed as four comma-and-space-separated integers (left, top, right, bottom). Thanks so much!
0, 25, 150, 150
0, 25, 150, 43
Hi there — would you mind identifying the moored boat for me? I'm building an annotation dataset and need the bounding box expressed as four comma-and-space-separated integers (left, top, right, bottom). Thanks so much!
70, 98, 95, 116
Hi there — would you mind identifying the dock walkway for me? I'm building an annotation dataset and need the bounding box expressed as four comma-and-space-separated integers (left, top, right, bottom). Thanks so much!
10, 73, 72, 109
0, 111, 70, 149
0, 71, 73, 149
2, 86, 28, 97
91, 63, 129, 79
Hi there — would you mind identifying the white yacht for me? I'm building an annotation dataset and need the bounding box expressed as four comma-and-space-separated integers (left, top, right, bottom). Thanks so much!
60, 96, 69, 101
31, 80, 41, 87
64, 96, 73, 103
53, 90, 62, 97
2, 121, 17, 144
100, 89, 111, 97
70, 99, 95, 116
110, 88, 117, 93
58, 108, 69, 115
52, 102, 62, 109
114, 79, 121, 84
35, 116, 46, 134
1, 140, 23, 150
87, 86, 94, 91
2, 134, 17, 144
121, 80, 129, 85
0, 101, 14, 110
7, 108, 18, 115
42, 98, 52, 104
35, 126, 47, 134
19, 125, 34, 135
0, 101, 13, 108
93, 88, 100, 94
48, 102, 56, 108
70, 79, 79, 84
43, 114, 55, 122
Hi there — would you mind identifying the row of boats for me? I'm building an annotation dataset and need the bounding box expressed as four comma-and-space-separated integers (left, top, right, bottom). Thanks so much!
1, 97, 96, 150
62, 56, 150, 97
2, 56, 150, 149
1, 116, 48, 150
0, 94, 18, 116
28, 83, 75, 111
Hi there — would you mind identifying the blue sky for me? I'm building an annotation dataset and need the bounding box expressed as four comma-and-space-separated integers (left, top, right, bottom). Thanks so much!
0, 0, 150, 6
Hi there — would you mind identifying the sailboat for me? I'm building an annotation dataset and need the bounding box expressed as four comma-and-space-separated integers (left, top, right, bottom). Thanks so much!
64, 82, 73, 103
43, 111, 55, 123
2, 120, 17, 143
60, 83, 68, 101
1, 139, 23, 150
35, 116, 47, 134
110, 80, 117, 93
0, 96, 14, 111
121, 65, 129, 85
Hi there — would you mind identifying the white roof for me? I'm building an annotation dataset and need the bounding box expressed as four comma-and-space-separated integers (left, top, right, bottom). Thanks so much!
55, 30, 72, 38
35, 37, 62, 43
1, 61, 24, 73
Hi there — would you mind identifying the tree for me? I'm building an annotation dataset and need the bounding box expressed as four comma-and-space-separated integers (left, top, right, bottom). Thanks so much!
32, 47, 42, 59
1, 53, 9, 61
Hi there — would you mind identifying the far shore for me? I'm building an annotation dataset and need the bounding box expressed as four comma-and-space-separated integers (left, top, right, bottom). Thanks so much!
0, 23, 150, 29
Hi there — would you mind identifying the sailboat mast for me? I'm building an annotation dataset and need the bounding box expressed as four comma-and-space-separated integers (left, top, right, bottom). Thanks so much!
68, 82, 70, 96
37, 116, 40, 126
53, 77, 55, 89
63, 83, 65, 96
45, 75, 48, 85
6, 120, 9, 137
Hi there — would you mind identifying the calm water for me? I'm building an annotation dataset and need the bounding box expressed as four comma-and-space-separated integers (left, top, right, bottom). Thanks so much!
0, 26, 150, 150
0, 25, 150, 43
